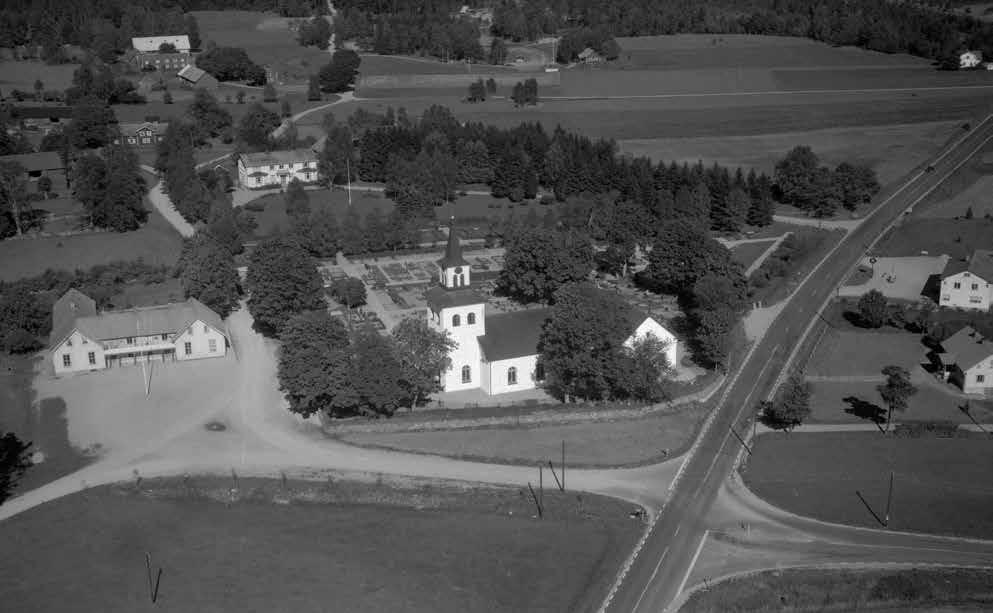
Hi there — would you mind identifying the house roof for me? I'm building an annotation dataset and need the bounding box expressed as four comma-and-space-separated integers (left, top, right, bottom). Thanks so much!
12, 106, 73, 120
578, 47, 600, 59
478, 308, 551, 362
941, 250, 993, 282
49, 291, 226, 351
940, 326, 993, 371
177, 65, 207, 83
240, 149, 317, 168
311, 135, 327, 153
424, 287, 486, 314
50, 289, 97, 348
0, 151, 65, 173
438, 222, 469, 268
117, 121, 167, 137
132, 35, 191, 53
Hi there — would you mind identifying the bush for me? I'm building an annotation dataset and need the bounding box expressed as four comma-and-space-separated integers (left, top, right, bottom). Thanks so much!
891, 421, 960, 438
2, 328, 42, 353
539, 194, 554, 205
244, 199, 267, 212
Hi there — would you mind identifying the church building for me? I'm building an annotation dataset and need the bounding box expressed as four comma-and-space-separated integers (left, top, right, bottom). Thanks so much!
425, 224, 680, 396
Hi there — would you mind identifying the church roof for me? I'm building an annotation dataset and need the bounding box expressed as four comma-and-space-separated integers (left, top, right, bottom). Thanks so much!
438, 223, 468, 269
478, 308, 551, 362
424, 287, 486, 314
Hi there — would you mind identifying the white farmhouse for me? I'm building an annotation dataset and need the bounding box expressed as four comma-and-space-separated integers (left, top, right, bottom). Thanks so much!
424, 224, 679, 395
939, 250, 993, 311
237, 149, 320, 189
938, 326, 993, 394
960, 50, 983, 69
50, 289, 228, 374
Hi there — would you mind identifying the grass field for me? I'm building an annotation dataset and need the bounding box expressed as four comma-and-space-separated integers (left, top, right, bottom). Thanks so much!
0, 60, 78, 92
108, 278, 184, 309
191, 10, 331, 84
806, 331, 928, 378
620, 121, 959, 188
0, 205, 183, 282
0, 477, 640, 613
744, 431, 993, 538
806, 379, 993, 425
358, 54, 515, 76
910, 137, 993, 219
874, 218, 993, 258
681, 566, 993, 613
730, 240, 775, 271
341, 402, 710, 467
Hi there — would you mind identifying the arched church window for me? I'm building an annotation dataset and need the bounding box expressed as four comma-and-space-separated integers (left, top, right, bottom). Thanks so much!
507, 367, 517, 385
452, 314, 460, 327
461, 365, 471, 383
467, 312, 476, 325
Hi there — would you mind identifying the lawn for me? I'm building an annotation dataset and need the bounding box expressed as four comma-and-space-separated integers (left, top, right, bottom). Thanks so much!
806, 380, 993, 425
191, 10, 330, 84
748, 229, 844, 305
358, 54, 516, 76
0, 206, 183, 282
619, 121, 959, 189
108, 278, 184, 309
806, 331, 928, 378
681, 566, 993, 613
340, 402, 711, 467
0, 60, 78, 92
730, 240, 776, 271
0, 477, 640, 613
874, 217, 993, 259
911, 137, 993, 219
743, 431, 993, 539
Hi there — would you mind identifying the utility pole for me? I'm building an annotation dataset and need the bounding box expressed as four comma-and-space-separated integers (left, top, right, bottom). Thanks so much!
346, 156, 352, 207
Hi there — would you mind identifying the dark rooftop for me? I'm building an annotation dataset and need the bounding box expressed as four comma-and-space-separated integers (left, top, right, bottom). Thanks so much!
940, 325, 993, 372
941, 249, 993, 283
478, 308, 551, 362
438, 222, 468, 269
424, 287, 486, 313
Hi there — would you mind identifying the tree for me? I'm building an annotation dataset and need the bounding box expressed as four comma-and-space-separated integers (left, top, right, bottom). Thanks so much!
280, 98, 292, 118
236, 91, 245, 104
775, 145, 820, 210
391, 316, 456, 410
877, 365, 917, 432
67, 98, 115, 149
175, 233, 241, 318
489, 37, 508, 64
347, 326, 405, 417
711, 186, 750, 232
185, 14, 202, 50
537, 282, 634, 402
263, 83, 278, 102
0, 285, 48, 352
499, 227, 594, 303
691, 306, 737, 369
456, 139, 493, 184
277, 309, 350, 418
746, 173, 775, 227
186, 88, 232, 143
640, 219, 738, 297
857, 289, 889, 328
284, 178, 310, 220
692, 272, 748, 315
196, 46, 266, 84
33, 78, 43, 100
236, 103, 280, 150
37, 175, 52, 198
307, 74, 322, 101
965, 205, 974, 220
318, 49, 361, 93
617, 333, 676, 403
0, 431, 32, 505
485, 77, 497, 94
467, 78, 486, 102
163, 90, 173, 104
0, 161, 28, 236
159, 42, 178, 53
834, 162, 880, 211
763, 371, 811, 431
245, 237, 325, 335
330, 277, 366, 312
95, 144, 148, 231
298, 15, 332, 50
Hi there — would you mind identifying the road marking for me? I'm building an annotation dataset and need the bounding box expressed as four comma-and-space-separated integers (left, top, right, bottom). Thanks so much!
631, 547, 669, 612
674, 531, 709, 603
766, 114, 993, 398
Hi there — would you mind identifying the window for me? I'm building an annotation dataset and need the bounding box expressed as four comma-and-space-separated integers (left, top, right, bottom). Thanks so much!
81, 338, 87, 344
507, 367, 517, 385
127, 137, 137, 144
452, 314, 461, 327
184, 342, 192, 356
62, 354, 71, 368
978, 374, 986, 383
66, 338, 72, 347
467, 313, 476, 325
203, 324, 209, 334
535, 362, 545, 382
970, 296, 983, 303
972, 283, 979, 290
954, 282, 962, 289
126, 337, 134, 345
459, 274, 466, 286
88, 352, 96, 365
208, 339, 217, 353
141, 137, 151, 144
964, 272, 971, 277
942, 294, 950, 302
461, 365, 471, 384
161, 333, 168, 341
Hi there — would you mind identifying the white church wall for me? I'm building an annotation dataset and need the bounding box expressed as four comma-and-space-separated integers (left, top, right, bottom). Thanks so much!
439, 304, 485, 392
625, 317, 679, 368
485, 353, 540, 395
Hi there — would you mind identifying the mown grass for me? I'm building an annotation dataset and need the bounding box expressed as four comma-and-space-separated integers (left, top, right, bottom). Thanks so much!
730, 240, 776, 271
874, 217, 993, 259
681, 566, 993, 613
743, 431, 993, 539
0, 476, 640, 613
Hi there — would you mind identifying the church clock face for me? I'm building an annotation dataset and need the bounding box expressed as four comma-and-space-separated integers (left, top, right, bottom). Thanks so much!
454, 266, 463, 274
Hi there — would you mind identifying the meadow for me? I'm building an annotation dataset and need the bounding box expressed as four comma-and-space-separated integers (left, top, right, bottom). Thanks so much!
0, 60, 78, 93
730, 240, 776, 271
191, 10, 330, 84
0, 478, 639, 613
744, 431, 993, 539
358, 54, 516, 76
875, 217, 993, 258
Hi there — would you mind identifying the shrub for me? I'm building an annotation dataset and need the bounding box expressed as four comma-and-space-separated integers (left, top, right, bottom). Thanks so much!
2, 328, 41, 353
244, 199, 267, 212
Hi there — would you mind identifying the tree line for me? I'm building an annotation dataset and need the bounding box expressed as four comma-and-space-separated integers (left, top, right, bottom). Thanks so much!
332, 2, 483, 60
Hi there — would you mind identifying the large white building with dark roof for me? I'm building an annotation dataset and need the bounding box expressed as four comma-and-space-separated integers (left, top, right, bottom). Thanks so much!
237, 149, 319, 188
939, 250, 993, 311
49, 289, 229, 374
425, 224, 679, 395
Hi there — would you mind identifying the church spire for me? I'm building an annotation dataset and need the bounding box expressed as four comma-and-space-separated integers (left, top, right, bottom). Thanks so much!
438, 216, 468, 269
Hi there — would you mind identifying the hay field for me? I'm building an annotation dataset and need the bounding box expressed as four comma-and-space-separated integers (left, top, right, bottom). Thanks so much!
0, 61, 78, 92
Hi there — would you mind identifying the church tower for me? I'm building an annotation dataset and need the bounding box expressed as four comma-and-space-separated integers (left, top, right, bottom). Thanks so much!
424, 220, 486, 391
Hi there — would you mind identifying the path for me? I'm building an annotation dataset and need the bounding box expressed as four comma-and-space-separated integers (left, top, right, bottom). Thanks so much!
743, 232, 790, 277
271, 91, 355, 139
140, 153, 233, 239
772, 213, 863, 230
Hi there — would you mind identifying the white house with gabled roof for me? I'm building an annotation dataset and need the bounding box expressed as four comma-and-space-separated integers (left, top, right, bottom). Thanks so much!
237, 149, 320, 189
50, 289, 229, 374
939, 250, 993, 311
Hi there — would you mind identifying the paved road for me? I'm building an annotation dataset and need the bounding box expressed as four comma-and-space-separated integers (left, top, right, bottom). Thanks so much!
605, 112, 993, 613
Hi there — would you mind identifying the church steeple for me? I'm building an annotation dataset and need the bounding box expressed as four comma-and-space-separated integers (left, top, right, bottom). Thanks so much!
438, 217, 470, 288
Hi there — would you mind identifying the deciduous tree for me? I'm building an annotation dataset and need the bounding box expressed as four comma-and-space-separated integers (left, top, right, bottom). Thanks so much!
499, 227, 594, 303
763, 371, 811, 431
877, 365, 917, 432
858, 289, 889, 328
284, 178, 310, 220
176, 233, 241, 318
0, 431, 32, 505
246, 237, 325, 335
277, 309, 350, 418
391, 316, 456, 410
